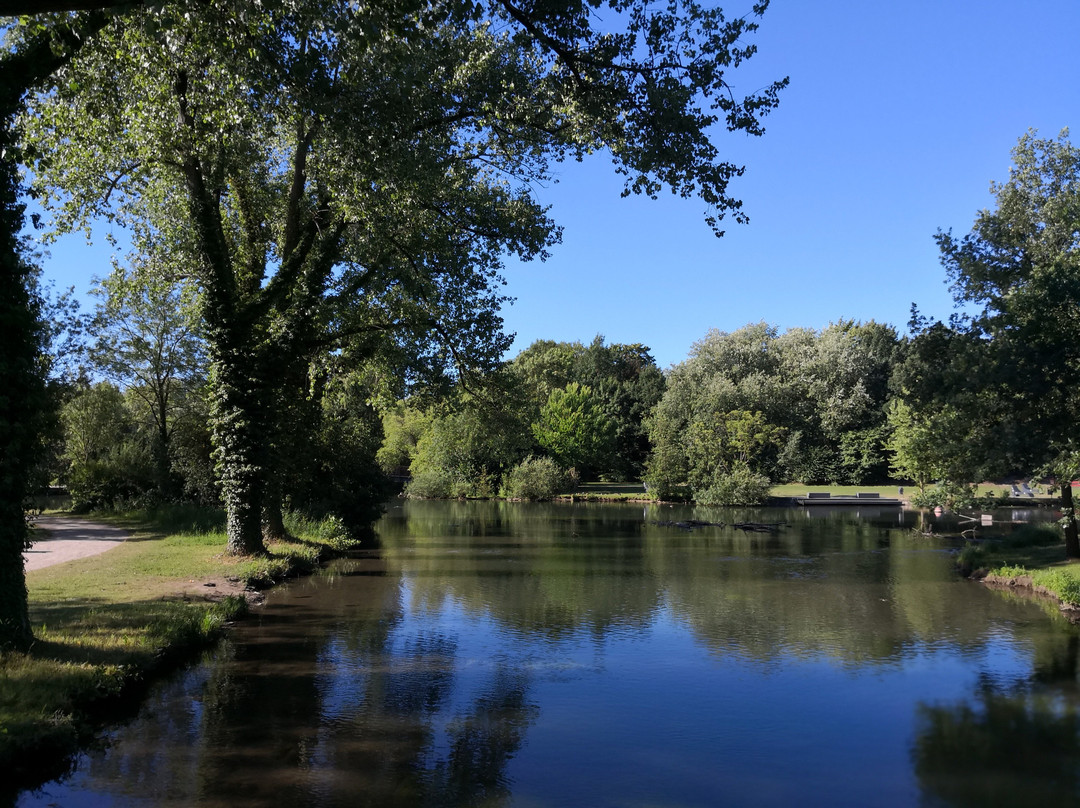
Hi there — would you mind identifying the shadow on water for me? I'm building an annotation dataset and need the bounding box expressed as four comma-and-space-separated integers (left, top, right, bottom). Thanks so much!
16, 500, 1080, 807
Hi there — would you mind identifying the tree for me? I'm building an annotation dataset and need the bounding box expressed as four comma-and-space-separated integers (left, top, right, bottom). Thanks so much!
573, 338, 666, 480
509, 336, 666, 479
533, 382, 617, 479
934, 129, 1080, 554
88, 262, 205, 497
686, 408, 782, 503
407, 398, 532, 498
0, 5, 120, 653
21, 0, 786, 557
646, 321, 897, 500
60, 381, 154, 511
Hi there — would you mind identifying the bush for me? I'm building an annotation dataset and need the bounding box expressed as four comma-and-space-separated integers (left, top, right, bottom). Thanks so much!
692, 464, 772, 506
405, 468, 467, 499
502, 456, 573, 501
1036, 569, 1080, 605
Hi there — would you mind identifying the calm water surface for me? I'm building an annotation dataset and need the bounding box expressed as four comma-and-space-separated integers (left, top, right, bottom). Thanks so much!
17, 501, 1080, 807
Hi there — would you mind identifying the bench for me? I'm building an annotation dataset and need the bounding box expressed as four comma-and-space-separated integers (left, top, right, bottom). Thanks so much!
806, 492, 831, 499
856, 492, 880, 499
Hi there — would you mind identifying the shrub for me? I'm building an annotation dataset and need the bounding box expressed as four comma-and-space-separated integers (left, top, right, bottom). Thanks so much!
405, 468, 465, 499
502, 456, 573, 500
692, 464, 772, 506
1037, 569, 1080, 605
956, 544, 989, 576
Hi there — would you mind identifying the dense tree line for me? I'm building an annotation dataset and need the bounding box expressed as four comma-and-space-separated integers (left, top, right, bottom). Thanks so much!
379, 337, 666, 499
31, 132, 1080, 523
645, 320, 897, 502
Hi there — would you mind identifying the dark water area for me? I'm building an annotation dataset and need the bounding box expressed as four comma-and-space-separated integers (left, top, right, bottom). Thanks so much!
17, 501, 1080, 807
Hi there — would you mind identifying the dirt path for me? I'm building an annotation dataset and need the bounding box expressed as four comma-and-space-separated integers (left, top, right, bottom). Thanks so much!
23, 516, 130, 571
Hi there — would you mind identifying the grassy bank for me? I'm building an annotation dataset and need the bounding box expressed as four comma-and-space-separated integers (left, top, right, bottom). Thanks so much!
0, 507, 357, 792
957, 524, 1080, 613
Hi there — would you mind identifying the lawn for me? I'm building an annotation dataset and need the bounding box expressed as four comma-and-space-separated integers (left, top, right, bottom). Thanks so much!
1, 507, 352, 791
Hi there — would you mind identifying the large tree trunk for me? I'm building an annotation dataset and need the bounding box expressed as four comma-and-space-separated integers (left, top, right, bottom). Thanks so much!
0, 9, 122, 652
210, 349, 268, 556
261, 474, 289, 542
1062, 482, 1080, 559
0, 245, 35, 648
0, 89, 39, 653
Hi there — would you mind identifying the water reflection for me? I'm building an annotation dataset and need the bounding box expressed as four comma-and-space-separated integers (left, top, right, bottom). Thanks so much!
18, 502, 1080, 807
914, 682, 1080, 806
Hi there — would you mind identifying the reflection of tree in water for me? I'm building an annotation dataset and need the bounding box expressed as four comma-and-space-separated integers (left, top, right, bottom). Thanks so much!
427, 665, 537, 807
913, 680, 1080, 806
383, 499, 666, 641
915, 626, 1080, 807
73, 558, 537, 808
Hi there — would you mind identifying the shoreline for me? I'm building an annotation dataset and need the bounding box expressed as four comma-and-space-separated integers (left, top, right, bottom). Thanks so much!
973, 570, 1080, 623
4, 514, 345, 796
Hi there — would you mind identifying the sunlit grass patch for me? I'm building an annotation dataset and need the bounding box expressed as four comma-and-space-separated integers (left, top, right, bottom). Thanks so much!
6, 503, 350, 784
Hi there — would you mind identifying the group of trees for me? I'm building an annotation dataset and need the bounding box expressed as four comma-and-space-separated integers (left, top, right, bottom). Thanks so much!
889, 130, 1080, 554
1, 0, 1075, 666
378, 337, 666, 499
1, 0, 785, 650
646, 320, 897, 502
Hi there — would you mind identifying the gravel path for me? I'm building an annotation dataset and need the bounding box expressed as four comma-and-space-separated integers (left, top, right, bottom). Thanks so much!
23, 516, 130, 571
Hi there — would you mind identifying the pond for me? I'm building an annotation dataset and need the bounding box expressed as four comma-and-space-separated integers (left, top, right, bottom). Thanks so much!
17, 501, 1080, 807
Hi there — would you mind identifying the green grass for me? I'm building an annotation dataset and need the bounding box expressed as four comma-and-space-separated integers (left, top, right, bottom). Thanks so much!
953, 520, 1080, 608
1, 505, 352, 789
769, 483, 909, 498
767, 482, 1037, 499
553, 481, 652, 502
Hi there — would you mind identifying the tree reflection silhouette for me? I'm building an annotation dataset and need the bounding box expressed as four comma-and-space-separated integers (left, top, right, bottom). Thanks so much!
914, 678, 1080, 806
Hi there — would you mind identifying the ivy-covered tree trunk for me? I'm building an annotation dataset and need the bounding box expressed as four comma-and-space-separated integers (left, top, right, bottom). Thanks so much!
209, 347, 268, 556
0, 15, 112, 651
0, 120, 36, 650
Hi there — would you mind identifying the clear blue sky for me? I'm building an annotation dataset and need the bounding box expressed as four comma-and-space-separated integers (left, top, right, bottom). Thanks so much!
32, 0, 1080, 370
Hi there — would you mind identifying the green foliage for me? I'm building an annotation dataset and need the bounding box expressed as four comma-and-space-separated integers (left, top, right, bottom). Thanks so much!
87, 261, 205, 497
908, 482, 982, 510
377, 405, 432, 477
405, 396, 531, 499
533, 382, 617, 479
501, 456, 574, 501
166, 385, 218, 507
20, 0, 785, 554
885, 399, 987, 492
405, 467, 469, 500
1033, 569, 1080, 605
692, 462, 773, 506
687, 409, 784, 491
509, 337, 666, 479
983, 562, 1080, 607
912, 131, 1080, 494
281, 369, 392, 536
647, 321, 898, 500
60, 383, 155, 511
1002, 524, 1062, 549
386, 368, 536, 500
